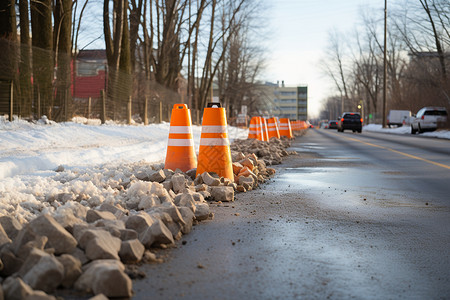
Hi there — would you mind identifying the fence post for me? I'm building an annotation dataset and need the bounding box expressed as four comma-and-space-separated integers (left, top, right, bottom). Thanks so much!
167, 104, 171, 121
9, 81, 13, 122
37, 85, 41, 120
144, 96, 148, 125
88, 97, 91, 119
159, 101, 163, 123
127, 96, 132, 125
100, 90, 106, 124
64, 90, 68, 121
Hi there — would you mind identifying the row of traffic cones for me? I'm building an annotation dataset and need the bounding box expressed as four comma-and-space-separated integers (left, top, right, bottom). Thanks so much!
164, 103, 234, 180
248, 116, 294, 140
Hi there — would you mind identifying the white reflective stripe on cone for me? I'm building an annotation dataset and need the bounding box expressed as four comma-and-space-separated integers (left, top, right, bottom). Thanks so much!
268, 128, 278, 131
169, 126, 193, 134
168, 139, 195, 146
279, 127, 290, 130
200, 138, 230, 146
201, 125, 228, 133
249, 124, 260, 128
248, 130, 259, 134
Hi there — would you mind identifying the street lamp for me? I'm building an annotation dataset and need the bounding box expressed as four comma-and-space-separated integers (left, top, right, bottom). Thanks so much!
358, 100, 364, 124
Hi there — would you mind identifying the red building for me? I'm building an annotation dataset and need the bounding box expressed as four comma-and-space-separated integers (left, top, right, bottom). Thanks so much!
72, 50, 107, 100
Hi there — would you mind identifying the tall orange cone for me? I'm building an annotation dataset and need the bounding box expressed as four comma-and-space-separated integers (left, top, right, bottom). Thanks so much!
164, 104, 197, 172
279, 118, 294, 139
267, 117, 280, 139
248, 116, 261, 140
261, 118, 269, 141
196, 103, 234, 180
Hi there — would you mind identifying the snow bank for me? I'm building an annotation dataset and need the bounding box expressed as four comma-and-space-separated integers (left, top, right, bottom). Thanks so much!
0, 117, 248, 179
0, 116, 248, 222
363, 123, 450, 139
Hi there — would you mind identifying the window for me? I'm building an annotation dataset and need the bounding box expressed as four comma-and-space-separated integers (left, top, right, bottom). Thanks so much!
424, 110, 447, 116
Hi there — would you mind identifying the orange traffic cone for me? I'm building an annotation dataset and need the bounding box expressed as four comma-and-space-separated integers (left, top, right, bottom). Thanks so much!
164, 104, 197, 172
196, 103, 234, 180
279, 118, 294, 139
267, 117, 280, 139
261, 118, 269, 141
248, 116, 261, 140
257, 117, 267, 141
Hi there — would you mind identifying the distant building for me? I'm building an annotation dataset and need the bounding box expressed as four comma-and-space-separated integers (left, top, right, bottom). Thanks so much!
72, 50, 107, 100
270, 81, 308, 120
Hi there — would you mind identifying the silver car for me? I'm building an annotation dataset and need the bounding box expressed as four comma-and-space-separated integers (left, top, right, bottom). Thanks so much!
411, 107, 448, 134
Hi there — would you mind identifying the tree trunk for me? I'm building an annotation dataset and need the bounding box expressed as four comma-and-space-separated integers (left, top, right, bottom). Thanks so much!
119, 0, 132, 118
54, 0, 73, 121
104, 0, 125, 120
19, 0, 33, 117
31, 0, 54, 119
0, 0, 18, 115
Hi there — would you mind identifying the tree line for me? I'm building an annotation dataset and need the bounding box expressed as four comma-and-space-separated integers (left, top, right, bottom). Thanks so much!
0, 0, 267, 122
320, 0, 449, 125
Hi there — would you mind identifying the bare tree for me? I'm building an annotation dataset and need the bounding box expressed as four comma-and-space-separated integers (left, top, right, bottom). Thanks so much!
321, 29, 351, 114
54, 0, 73, 121
31, 0, 54, 118
0, 0, 18, 117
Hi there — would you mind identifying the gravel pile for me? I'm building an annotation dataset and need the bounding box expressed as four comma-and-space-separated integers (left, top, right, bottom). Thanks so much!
0, 137, 294, 299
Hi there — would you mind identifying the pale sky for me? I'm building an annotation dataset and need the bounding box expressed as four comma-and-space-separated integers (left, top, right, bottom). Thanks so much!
264, 0, 386, 118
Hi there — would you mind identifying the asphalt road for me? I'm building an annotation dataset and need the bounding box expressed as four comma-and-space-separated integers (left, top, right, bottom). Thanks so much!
133, 129, 450, 299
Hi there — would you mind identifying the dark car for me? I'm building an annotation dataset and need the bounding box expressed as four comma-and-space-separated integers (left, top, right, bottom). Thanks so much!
338, 112, 362, 133
328, 120, 338, 129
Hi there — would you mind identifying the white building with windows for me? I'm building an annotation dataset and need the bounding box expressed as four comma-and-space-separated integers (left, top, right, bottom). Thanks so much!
271, 82, 308, 120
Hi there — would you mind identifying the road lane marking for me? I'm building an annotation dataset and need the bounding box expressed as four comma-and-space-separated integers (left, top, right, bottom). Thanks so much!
340, 135, 450, 170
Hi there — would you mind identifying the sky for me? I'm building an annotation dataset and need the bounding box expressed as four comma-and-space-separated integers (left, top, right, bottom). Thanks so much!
264, 0, 387, 118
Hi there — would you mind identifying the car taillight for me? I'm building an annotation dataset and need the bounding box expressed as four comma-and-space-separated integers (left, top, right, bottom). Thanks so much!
341, 118, 344, 122
421, 115, 425, 120
360, 118, 363, 123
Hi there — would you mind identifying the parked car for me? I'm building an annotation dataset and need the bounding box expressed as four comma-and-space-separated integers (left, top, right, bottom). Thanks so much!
328, 120, 338, 129
411, 107, 448, 134
338, 112, 362, 133
319, 120, 329, 129
387, 110, 411, 127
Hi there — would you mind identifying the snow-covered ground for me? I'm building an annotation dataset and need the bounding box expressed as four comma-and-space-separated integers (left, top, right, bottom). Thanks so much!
2, 116, 448, 223
363, 123, 450, 139
0, 116, 248, 222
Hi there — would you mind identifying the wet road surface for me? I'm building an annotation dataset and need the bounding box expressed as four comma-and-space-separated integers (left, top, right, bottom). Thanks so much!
134, 129, 450, 299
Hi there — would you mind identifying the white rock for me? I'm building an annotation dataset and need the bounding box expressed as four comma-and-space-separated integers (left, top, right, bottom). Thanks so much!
86, 209, 117, 223
78, 229, 121, 260
26, 290, 58, 300
0, 223, 12, 247
201, 172, 220, 186
57, 254, 82, 288
139, 220, 174, 248
0, 215, 22, 240
149, 169, 166, 183
75, 259, 132, 298
210, 186, 234, 202
125, 212, 155, 234
195, 203, 210, 221
171, 173, 187, 194
2, 277, 33, 300
177, 207, 195, 234
138, 194, 160, 210
24, 214, 78, 255
20, 248, 64, 293
119, 239, 145, 263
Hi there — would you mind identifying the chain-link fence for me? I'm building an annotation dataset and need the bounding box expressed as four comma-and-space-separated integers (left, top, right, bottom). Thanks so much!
0, 39, 202, 124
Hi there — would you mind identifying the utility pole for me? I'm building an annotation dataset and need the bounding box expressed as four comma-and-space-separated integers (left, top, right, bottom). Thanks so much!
382, 0, 387, 127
